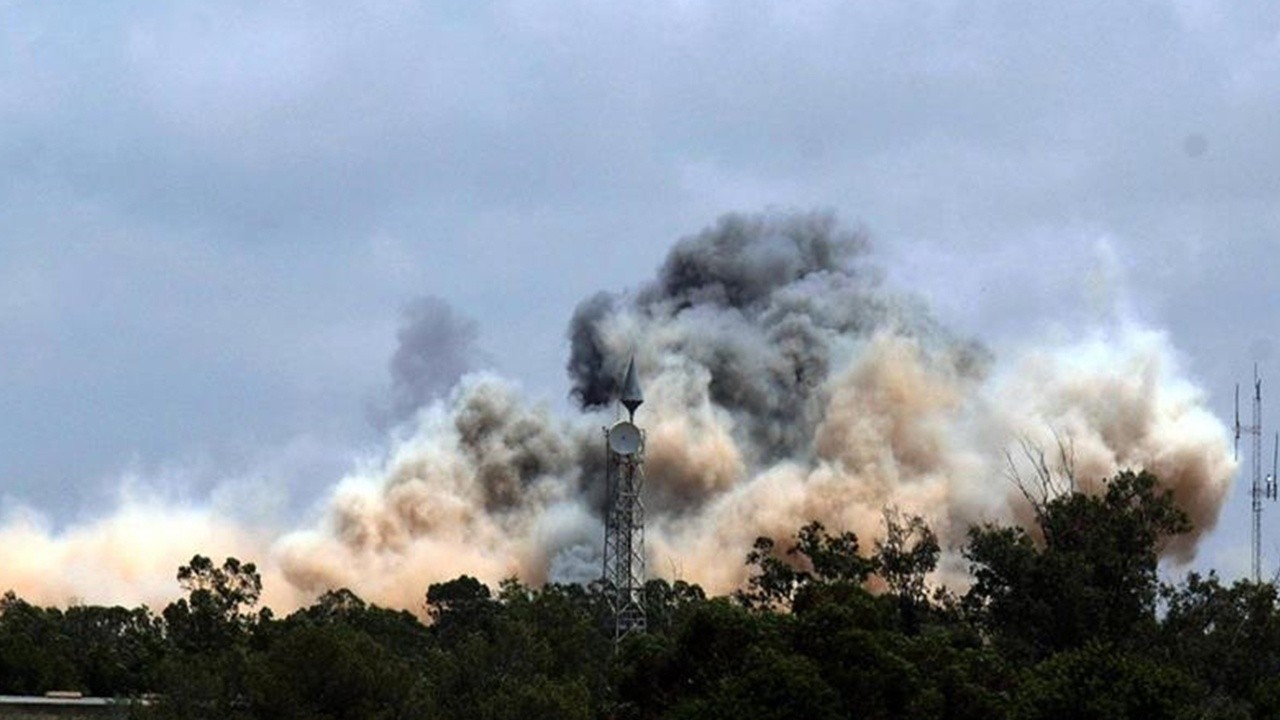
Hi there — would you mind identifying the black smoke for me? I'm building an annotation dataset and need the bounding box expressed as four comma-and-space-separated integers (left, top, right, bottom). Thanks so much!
565, 210, 982, 461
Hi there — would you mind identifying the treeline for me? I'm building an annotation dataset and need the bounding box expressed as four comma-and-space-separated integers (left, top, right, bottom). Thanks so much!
2, 470, 1279, 719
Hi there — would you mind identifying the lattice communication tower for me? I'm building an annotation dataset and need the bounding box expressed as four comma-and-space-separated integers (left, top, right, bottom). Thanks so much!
1236, 365, 1278, 583
602, 357, 647, 642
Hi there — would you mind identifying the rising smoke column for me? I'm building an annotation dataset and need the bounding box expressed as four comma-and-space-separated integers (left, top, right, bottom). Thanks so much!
0, 210, 1237, 610
274, 210, 1233, 604
565, 212, 1002, 585
562, 211, 1233, 590
567, 212, 989, 497
370, 295, 485, 430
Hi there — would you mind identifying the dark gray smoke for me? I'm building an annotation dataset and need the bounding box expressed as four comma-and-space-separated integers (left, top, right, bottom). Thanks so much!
568, 211, 988, 464
640, 211, 866, 310
567, 292, 619, 408
372, 296, 483, 429
451, 380, 581, 512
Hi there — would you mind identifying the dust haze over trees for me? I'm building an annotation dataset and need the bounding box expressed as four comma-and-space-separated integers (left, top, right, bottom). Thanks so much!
257, 210, 1235, 614
0, 211, 1236, 614
0, 212, 1251, 716
2, 470, 1279, 719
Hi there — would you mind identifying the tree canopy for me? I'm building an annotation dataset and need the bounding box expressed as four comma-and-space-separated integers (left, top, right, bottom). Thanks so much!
0, 469, 1273, 719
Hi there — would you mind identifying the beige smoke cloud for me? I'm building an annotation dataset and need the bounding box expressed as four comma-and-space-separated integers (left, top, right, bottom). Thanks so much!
643, 328, 1233, 595
0, 501, 299, 610
0, 213, 1237, 612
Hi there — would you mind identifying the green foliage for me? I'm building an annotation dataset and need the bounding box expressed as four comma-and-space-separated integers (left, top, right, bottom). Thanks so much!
296, 588, 432, 661
61, 604, 166, 696
426, 575, 491, 617
794, 520, 877, 586
736, 521, 875, 610
665, 645, 843, 720
964, 469, 1189, 659
1159, 572, 1280, 716
876, 508, 941, 632
2, 469, 1277, 720
177, 556, 263, 612
643, 578, 705, 635
736, 536, 795, 610
0, 592, 77, 694
1010, 643, 1201, 720
419, 577, 611, 719
164, 555, 264, 655
245, 622, 430, 720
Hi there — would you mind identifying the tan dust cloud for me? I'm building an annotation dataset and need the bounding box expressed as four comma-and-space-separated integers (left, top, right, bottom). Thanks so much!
0, 213, 1236, 612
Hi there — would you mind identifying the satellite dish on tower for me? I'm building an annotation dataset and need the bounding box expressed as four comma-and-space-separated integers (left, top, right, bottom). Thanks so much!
602, 354, 648, 641
608, 421, 642, 456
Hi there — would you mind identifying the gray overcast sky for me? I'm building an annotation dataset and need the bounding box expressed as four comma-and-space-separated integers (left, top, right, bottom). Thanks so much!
1, 1, 1278, 575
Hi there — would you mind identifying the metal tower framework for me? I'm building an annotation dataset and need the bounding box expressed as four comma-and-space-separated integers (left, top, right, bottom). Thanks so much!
1236, 366, 1277, 583
602, 358, 647, 642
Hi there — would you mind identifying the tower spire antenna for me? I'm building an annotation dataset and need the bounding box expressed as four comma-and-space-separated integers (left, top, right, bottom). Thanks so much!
620, 356, 644, 421
602, 357, 647, 643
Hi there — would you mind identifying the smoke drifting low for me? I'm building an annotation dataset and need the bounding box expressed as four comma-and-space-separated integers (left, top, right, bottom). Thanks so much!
0, 212, 1235, 610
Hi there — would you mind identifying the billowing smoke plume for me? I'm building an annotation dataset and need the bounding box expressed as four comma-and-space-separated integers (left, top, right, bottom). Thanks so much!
279, 377, 595, 604
371, 296, 483, 429
0, 211, 1236, 610
554, 212, 1232, 589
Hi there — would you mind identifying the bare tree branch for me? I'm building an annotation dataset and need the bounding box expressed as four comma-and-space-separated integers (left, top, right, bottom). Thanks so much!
1005, 431, 1078, 523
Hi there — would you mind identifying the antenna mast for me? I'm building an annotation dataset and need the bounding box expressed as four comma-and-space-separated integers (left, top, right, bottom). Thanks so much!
1236, 365, 1274, 583
602, 358, 646, 642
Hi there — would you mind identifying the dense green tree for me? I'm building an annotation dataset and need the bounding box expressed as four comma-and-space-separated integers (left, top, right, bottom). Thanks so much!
0, 592, 75, 694
425, 574, 495, 641
245, 622, 430, 720
875, 508, 941, 633
1010, 643, 1201, 720
288, 588, 431, 662
964, 469, 1189, 659
142, 556, 267, 719
419, 578, 609, 719
6, 468, 1277, 720
163, 555, 263, 654
737, 521, 875, 611
665, 645, 842, 720
614, 598, 791, 718
61, 604, 165, 696
643, 578, 705, 634
1160, 572, 1280, 716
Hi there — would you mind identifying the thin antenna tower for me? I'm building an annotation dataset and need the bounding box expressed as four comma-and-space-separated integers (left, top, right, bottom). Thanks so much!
1236, 365, 1276, 582
602, 358, 646, 642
